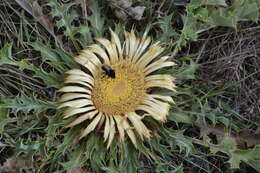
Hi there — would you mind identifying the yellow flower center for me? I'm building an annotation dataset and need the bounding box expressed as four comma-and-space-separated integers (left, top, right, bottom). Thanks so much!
92, 60, 146, 116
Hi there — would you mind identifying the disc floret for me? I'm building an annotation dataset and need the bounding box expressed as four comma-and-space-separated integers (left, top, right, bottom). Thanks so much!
58, 29, 176, 147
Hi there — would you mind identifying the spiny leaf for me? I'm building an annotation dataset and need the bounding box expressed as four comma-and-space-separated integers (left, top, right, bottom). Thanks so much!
0, 42, 16, 66
103, 139, 139, 172
48, 0, 76, 37
156, 13, 178, 44
210, 8, 238, 28
173, 0, 260, 52
45, 113, 64, 148
190, 0, 227, 7
171, 130, 195, 156
155, 119, 195, 157
18, 59, 64, 88
177, 59, 200, 80
12, 139, 46, 164
172, 165, 184, 173
228, 147, 260, 169
29, 42, 59, 62
88, 0, 105, 37
149, 138, 171, 158
0, 94, 56, 115
198, 123, 260, 149
168, 110, 195, 124
0, 42, 64, 88
47, 0, 93, 47
85, 134, 106, 169
53, 126, 83, 158
236, 1, 259, 21
120, 141, 139, 172
0, 107, 9, 135
60, 143, 87, 173
207, 135, 260, 171
188, 0, 260, 29
76, 26, 93, 47
29, 41, 77, 71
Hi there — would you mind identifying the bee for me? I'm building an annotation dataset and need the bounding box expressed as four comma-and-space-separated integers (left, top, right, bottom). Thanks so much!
101, 64, 115, 78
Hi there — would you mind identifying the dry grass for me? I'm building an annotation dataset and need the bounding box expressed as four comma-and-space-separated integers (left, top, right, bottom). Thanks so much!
199, 25, 260, 117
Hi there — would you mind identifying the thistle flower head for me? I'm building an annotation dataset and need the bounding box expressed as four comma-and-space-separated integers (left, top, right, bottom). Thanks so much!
58, 29, 176, 147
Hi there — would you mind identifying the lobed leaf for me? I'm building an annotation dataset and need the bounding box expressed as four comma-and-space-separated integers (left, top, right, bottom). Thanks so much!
0, 94, 55, 115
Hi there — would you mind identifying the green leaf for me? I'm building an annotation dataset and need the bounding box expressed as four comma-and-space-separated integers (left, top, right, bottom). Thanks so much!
160, 128, 195, 157
247, 151, 260, 171
102, 139, 139, 173
207, 134, 260, 171
0, 42, 16, 66
237, 2, 259, 21
54, 127, 80, 158
48, 0, 76, 37
0, 107, 9, 135
228, 148, 255, 169
29, 42, 59, 62
148, 137, 172, 159
177, 60, 200, 80
60, 143, 87, 173
186, 0, 260, 31
120, 141, 139, 172
76, 26, 93, 47
172, 130, 195, 156
85, 134, 106, 169
18, 59, 65, 88
155, 162, 182, 172
1, 94, 56, 115
229, 146, 260, 171
45, 113, 63, 148
190, 0, 227, 6
168, 110, 195, 124
156, 13, 178, 43
12, 139, 45, 163
173, 165, 184, 173
29, 41, 76, 71
208, 134, 237, 154
88, 0, 105, 37
210, 8, 238, 28
0, 42, 64, 88
47, 0, 95, 49
33, 69, 64, 88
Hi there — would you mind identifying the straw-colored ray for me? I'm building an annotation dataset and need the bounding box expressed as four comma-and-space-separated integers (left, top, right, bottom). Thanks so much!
58, 29, 176, 148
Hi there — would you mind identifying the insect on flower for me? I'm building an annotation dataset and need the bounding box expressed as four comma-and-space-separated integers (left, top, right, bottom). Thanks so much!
101, 64, 116, 78
58, 29, 177, 148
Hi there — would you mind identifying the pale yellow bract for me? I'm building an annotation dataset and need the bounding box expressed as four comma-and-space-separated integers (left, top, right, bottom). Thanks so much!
58, 29, 176, 148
